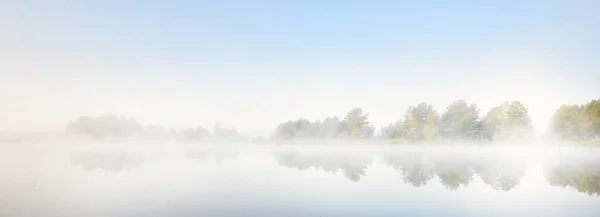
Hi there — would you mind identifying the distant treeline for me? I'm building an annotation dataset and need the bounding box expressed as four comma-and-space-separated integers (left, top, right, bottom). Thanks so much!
272, 99, 600, 143
65, 99, 600, 143
65, 115, 250, 142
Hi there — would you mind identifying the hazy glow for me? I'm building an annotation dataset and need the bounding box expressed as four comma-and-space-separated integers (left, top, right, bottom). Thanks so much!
1, 1, 599, 137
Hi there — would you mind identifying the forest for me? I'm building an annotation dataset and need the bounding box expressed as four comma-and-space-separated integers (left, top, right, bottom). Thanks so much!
272, 99, 600, 143
64, 99, 600, 144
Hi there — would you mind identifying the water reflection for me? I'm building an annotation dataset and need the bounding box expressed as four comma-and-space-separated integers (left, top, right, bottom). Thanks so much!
272, 149, 372, 182
4, 144, 600, 217
185, 146, 239, 162
544, 156, 600, 196
434, 155, 474, 190
70, 150, 144, 172
474, 154, 527, 191
382, 152, 436, 187
384, 151, 529, 191
271, 148, 600, 195
67, 146, 600, 196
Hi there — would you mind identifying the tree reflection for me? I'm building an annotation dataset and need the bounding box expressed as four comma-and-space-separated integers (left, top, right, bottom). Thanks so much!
383, 151, 526, 191
275, 148, 600, 195
544, 157, 600, 196
435, 156, 474, 190
382, 152, 435, 187
70, 151, 144, 172
272, 150, 372, 182
474, 154, 526, 191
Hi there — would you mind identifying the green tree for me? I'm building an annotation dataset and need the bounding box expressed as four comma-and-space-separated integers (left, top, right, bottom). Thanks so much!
580, 99, 600, 139
380, 121, 404, 140
480, 106, 506, 140
505, 101, 532, 129
272, 121, 296, 140
439, 100, 480, 141
340, 108, 373, 137
548, 99, 600, 140
271, 116, 343, 140
480, 101, 533, 140
549, 105, 583, 139
403, 103, 440, 142
293, 118, 313, 138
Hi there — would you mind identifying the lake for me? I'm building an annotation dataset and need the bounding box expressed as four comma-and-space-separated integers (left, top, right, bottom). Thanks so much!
1, 142, 599, 217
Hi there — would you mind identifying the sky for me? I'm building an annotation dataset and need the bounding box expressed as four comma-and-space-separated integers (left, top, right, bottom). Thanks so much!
1, 0, 599, 136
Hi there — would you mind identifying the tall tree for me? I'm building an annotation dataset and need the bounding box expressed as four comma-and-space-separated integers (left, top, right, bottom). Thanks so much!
403, 103, 440, 142
293, 118, 313, 138
439, 100, 480, 141
480, 101, 533, 140
549, 99, 600, 140
504, 101, 532, 130
480, 106, 507, 140
272, 121, 296, 140
580, 99, 600, 139
340, 108, 373, 137
549, 105, 583, 139
380, 121, 404, 140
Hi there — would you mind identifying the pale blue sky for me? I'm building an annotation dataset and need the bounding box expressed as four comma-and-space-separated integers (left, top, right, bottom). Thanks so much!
1, 0, 599, 136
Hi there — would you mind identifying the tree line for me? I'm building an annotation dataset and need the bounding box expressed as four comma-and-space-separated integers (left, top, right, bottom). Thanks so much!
548, 99, 600, 140
273, 99, 600, 143
273, 100, 535, 143
64, 98, 600, 143
65, 115, 246, 142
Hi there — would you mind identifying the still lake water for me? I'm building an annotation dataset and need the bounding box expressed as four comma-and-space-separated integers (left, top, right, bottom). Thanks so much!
1, 142, 599, 217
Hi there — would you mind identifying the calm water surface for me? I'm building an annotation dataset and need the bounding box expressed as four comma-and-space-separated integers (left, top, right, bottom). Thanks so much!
1, 142, 599, 217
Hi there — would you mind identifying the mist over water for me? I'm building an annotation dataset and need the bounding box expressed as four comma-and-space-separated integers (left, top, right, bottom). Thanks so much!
3, 0, 599, 216
1, 142, 599, 217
